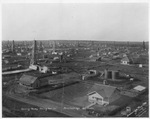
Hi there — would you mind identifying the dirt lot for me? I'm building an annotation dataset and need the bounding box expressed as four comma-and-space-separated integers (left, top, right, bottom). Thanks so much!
2, 95, 69, 117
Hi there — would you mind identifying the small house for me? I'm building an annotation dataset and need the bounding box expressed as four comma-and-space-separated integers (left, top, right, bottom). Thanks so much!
3, 59, 9, 64
121, 56, 133, 65
133, 85, 146, 93
88, 56, 101, 62
87, 84, 120, 106
17, 53, 22, 56
87, 91, 109, 105
2, 55, 11, 59
139, 64, 143, 68
29, 65, 50, 73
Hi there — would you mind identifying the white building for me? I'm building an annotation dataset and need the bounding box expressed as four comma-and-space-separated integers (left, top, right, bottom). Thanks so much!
87, 91, 109, 105
29, 65, 50, 73
133, 85, 146, 92
121, 56, 133, 65
86, 85, 120, 107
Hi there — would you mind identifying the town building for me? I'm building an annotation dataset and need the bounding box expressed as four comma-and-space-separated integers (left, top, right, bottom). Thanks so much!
87, 91, 109, 105
19, 74, 48, 88
19, 72, 81, 89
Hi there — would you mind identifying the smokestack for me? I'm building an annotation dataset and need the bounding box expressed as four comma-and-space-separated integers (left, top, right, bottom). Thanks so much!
53, 41, 56, 52
30, 40, 37, 65
25, 41, 28, 51
60, 54, 63, 62
114, 41, 116, 46
12, 40, 15, 52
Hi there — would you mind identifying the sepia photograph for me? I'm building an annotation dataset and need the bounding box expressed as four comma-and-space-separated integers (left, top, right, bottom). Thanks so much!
2, 0, 149, 117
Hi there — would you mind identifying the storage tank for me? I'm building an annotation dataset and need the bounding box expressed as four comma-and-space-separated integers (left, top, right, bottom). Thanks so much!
107, 71, 112, 79
112, 71, 119, 80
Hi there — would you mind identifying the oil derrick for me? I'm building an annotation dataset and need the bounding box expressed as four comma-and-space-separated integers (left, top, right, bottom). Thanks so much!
92, 41, 94, 46
23, 41, 24, 48
11, 40, 15, 53
53, 41, 56, 52
39, 41, 43, 51
25, 41, 28, 51
114, 41, 116, 46
21, 41, 24, 52
60, 54, 63, 62
49, 41, 51, 48
77, 41, 79, 48
127, 41, 129, 47
23, 41, 26, 49
30, 40, 37, 65
7, 40, 10, 49
143, 41, 146, 50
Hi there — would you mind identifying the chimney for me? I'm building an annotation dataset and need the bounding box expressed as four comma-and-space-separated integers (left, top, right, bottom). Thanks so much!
60, 54, 63, 62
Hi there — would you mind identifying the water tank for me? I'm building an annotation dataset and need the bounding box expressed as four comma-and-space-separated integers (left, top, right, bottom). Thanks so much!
112, 71, 119, 80
107, 71, 112, 79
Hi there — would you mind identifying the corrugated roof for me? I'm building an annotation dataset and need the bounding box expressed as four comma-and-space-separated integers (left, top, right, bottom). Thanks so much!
121, 55, 135, 63
121, 56, 130, 62
88, 83, 118, 98
45, 82, 121, 104
60, 82, 119, 99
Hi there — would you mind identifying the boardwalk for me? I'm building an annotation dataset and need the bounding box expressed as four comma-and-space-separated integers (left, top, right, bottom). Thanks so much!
2, 69, 32, 75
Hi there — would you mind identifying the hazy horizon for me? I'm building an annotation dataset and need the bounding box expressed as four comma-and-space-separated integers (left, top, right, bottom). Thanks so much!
2, 3, 149, 42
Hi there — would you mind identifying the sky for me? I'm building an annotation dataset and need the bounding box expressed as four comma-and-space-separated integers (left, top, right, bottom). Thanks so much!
2, 3, 149, 41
